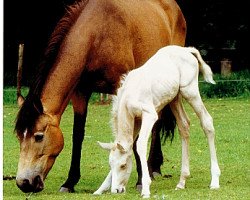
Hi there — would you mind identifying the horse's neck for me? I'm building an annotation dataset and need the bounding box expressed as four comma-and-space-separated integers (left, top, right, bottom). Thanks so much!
41, 26, 91, 116
40, 58, 80, 116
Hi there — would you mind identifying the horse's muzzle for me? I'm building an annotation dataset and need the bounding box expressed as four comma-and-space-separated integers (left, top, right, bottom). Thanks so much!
16, 175, 44, 193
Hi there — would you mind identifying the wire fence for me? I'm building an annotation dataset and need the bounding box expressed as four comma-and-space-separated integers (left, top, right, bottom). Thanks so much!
3, 78, 250, 103
199, 79, 250, 83
3, 79, 250, 92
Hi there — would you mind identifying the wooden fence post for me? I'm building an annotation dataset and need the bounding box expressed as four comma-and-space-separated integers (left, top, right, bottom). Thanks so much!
220, 58, 232, 76
17, 43, 25, 106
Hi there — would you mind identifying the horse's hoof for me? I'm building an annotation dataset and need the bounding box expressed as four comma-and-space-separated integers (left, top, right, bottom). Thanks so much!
152, 172, 161, 178
59, 186, 75, 193
136, 184, 142, 192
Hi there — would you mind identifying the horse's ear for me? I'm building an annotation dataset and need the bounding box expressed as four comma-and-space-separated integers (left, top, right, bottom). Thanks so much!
117, 143, 126, 154
97, 141, 114, 151
17, 95, 25, 107
32, 96, 44, 114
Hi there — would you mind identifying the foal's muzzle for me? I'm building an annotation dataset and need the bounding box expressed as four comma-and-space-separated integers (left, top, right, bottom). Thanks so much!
16, 175, 44, 193
112, 187, 125, 194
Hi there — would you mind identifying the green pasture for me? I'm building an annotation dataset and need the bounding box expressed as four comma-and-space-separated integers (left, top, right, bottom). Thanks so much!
3, 96, 250, 199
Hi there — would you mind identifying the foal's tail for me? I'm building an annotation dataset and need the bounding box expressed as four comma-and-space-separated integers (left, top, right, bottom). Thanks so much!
188, 47, 216, 84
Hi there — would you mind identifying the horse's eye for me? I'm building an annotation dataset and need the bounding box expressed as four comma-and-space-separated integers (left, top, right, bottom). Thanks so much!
120, 164, 127, 170
34, 133, 44, 142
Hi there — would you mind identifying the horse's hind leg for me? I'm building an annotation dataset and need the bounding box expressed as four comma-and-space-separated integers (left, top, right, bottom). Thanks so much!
170, 94, 191, 190
60, 91, 91, 192
148, 120, 163, 177
148, 105, 176, 180
182, 86, 221, 189
133, 136, 142, 190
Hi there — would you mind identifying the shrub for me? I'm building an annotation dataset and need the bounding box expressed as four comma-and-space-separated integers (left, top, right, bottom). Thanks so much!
199, 70, 250, 98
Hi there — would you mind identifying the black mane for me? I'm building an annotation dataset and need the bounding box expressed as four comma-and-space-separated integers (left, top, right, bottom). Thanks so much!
15, 0, 89, 138
15, 96, 43, 138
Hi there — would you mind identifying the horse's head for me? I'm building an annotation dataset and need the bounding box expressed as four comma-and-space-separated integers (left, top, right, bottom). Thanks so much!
98, 142, 133, 194
15, 97, 64, 193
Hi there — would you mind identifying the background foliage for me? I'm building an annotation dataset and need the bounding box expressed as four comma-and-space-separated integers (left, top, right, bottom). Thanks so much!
4, 0, 250, 86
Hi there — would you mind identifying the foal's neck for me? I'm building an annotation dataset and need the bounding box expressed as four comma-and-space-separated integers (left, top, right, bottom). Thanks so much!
116, 103, 134, 147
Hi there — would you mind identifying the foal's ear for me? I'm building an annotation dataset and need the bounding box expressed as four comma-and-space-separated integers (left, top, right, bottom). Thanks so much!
117, 143, 127, 154
97, 141, 114, 151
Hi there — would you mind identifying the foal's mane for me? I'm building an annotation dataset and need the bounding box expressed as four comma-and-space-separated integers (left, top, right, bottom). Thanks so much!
15, 0, 89, 138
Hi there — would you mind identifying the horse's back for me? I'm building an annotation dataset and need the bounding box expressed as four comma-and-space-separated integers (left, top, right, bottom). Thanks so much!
77, 0, 186, 93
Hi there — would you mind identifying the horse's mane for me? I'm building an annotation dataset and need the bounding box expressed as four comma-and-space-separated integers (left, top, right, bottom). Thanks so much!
15, 0, 89, 138
30, 0, 89, 97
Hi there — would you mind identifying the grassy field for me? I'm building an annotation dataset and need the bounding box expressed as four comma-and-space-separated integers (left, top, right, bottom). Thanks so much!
3, 97, 250, 199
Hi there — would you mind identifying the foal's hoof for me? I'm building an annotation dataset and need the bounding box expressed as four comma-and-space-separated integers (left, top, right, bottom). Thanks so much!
175, 183, 185, 190
142, 194, 150, 199
210, 185, 220, 190
93, 190, 102, 195
59, 186, 75, 193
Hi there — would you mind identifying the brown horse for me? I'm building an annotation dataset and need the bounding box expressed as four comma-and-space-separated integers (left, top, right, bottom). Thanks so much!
15, 0, 186, 193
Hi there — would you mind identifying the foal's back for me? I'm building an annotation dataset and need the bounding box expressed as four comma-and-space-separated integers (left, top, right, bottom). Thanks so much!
120, 46, 199, 112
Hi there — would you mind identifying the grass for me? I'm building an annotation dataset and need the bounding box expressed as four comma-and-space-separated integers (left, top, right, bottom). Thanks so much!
3, 97, 250, 199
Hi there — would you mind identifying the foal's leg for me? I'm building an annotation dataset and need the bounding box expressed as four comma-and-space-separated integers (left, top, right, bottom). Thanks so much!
135, 119, 163, 191
170, 95, 191, 190
183, 90, 221, 189
136, 109, 158, 198
93, 170, 112, 195
60, 91, 91, 192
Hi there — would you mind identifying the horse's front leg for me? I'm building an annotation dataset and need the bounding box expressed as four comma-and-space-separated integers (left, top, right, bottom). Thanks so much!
60, 92, 91, 192
136, 109, 158, 198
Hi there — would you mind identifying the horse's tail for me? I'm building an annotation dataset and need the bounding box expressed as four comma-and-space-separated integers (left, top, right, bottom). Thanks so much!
188, 47, 216, 84
153, 105, 176, 144
17, 43, 25, 107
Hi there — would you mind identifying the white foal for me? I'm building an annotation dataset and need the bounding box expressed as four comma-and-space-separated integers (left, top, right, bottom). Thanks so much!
94, 45, 221, 198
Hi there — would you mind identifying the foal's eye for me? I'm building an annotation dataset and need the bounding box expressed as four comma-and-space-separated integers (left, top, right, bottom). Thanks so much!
34, 133, 44, 142
120, 164, 127, 170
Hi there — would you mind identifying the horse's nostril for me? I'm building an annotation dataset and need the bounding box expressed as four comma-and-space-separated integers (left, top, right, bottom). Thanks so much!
16, 179, 33, 193
116, 189, 119, 193
121, 188, 125, 193
22, 179, 30, 186
16, 176, 44, 193
33, 175, 44, 193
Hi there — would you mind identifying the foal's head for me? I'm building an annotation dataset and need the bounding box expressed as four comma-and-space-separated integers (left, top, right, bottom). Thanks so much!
15, 96, 64, 193
98, 142, 133, 193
